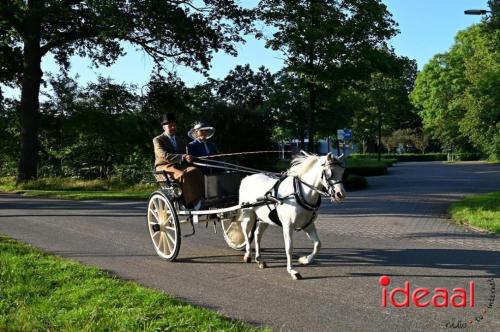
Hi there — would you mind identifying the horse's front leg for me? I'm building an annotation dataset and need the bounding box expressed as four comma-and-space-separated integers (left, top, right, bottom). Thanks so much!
283, 223, 301, 280
298, 223, 321, 265
254, 222, 268, 269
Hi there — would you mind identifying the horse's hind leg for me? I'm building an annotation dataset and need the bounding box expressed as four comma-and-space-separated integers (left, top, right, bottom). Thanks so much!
254, 222, 268, 269
283, 223, 301, 280
299, 223, 321, 265
240, 209, 254, 263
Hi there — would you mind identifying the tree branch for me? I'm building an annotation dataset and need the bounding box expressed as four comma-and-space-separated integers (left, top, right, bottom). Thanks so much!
40, 26, 101, 55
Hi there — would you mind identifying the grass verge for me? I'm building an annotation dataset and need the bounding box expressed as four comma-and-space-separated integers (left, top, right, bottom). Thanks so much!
449, 192, 500, 234
0, 177, 155, 200
0, 234, 263, 331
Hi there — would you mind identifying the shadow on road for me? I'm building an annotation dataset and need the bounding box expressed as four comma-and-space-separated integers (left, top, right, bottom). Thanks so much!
170, 247, 500, 278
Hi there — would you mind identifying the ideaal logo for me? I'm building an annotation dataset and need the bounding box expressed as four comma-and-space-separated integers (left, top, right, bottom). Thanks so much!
378, 276, 496, 329
379, 276, 474, 308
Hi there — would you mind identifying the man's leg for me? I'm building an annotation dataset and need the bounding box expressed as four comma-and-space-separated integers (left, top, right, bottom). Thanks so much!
180, 166, 204, 206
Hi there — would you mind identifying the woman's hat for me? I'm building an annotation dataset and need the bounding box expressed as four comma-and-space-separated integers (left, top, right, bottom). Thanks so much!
161, 113, 176, 125
188, 122, 215, 140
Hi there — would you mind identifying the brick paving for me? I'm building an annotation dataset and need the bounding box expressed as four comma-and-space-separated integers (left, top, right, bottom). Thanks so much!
317, 161, 500, 250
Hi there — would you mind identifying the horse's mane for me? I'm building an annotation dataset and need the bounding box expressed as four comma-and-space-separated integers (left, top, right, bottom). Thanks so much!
287, 152, 321, 177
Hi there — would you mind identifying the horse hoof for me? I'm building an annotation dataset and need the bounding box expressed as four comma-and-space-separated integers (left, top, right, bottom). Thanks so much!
244, 256, 251, 263
258, 262, 267, 269
298, 256, 309, 265
291, 272, 302, 280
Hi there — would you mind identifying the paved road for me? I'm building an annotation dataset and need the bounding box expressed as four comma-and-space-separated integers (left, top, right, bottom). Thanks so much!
1, 162, 499, 331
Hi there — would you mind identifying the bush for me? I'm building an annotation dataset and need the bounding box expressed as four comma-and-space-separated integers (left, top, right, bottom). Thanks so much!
350, 153, 483, 162
343, 174, 367, 191
345, 166, 387, 176
345, 159, 388, 176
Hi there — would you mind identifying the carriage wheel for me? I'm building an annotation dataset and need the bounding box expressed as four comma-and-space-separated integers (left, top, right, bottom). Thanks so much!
147, 192, 181, 261
221, 215, 255, 251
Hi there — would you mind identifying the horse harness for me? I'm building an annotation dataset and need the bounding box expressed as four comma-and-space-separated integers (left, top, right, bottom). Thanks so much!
263, 165, 343, 231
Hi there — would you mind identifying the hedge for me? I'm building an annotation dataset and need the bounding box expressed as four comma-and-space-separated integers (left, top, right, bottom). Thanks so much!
349, 153, 483, 162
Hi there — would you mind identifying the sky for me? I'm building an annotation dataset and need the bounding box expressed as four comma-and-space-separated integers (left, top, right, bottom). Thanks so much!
4, 0, 490, 96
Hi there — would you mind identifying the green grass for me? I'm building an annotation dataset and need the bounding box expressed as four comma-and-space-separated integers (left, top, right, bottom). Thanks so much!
0, 234, 264, 331
449, 192, 500, 234
0, 177, 156, 200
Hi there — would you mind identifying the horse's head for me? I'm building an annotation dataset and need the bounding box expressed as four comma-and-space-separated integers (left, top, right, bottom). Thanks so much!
321, 152, 346, 202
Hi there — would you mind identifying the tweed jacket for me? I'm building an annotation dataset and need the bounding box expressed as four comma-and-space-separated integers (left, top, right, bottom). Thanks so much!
153, 133, 187, 167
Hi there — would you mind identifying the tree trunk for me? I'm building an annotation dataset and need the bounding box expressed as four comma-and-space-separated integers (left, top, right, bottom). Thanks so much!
307, 83, 316, 152
17, 6, 43, 182
298, 126, 305, 150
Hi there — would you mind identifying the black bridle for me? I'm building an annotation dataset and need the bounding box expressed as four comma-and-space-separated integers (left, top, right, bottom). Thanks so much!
296, 160, 345, 197
321, 160, 345, 193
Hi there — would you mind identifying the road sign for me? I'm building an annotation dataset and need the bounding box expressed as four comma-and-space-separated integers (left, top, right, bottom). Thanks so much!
337, 129, 353, 140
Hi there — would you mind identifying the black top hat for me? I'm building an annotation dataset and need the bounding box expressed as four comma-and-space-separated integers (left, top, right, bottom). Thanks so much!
161, 113, 176, 125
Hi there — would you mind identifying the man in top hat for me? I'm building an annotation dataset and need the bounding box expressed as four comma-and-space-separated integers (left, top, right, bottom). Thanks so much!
153, 113, 203, 208
187, 122, 218, 157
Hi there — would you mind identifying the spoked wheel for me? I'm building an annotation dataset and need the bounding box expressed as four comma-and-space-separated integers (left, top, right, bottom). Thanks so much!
147, 192, 181, 261
221, 214, 255, 251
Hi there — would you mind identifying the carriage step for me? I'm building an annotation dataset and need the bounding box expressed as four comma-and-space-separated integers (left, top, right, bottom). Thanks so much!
151, 224, 160, 232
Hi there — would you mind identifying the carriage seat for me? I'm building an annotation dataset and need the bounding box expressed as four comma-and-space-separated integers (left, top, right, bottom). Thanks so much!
153, 168, 245, 208
153, 169, 177, 188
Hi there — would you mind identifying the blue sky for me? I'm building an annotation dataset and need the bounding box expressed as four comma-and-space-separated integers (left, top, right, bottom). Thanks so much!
6, 0, 491, 96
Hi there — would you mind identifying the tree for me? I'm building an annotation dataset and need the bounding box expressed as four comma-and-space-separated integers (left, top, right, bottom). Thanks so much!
209, 65, 275, 153
411, 53, 469, 152
344, 56, 418, 155
258, 0, 397, 151
411, 129, 429, 154
411, 22, 499, 158
0, 0, 253, 180
265, 69, 308, 147
459, 25, 499, 159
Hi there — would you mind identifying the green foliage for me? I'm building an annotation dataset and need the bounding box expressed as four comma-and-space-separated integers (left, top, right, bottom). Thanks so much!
350, 153, 483, 161
449, 191, 500, 234
0, 177, 157, 200
345, 165, 387, 177
258, 0, 399, 151
1, 64, 282, 181
0, 0, 255, 181
382, 128, 429, 153
0, 235, 263, 331
411, 22, 499, 159
343, 174, 368, 191
0, 97, 20, 176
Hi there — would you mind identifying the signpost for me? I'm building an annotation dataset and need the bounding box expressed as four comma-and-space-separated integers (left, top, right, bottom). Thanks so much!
336, 129, 353, 156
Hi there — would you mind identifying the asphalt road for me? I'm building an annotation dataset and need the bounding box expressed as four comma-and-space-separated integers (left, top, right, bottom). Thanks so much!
1, 162, 499, 331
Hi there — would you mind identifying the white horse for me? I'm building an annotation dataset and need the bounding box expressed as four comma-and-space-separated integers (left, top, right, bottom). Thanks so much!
237, 151, 346, 280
